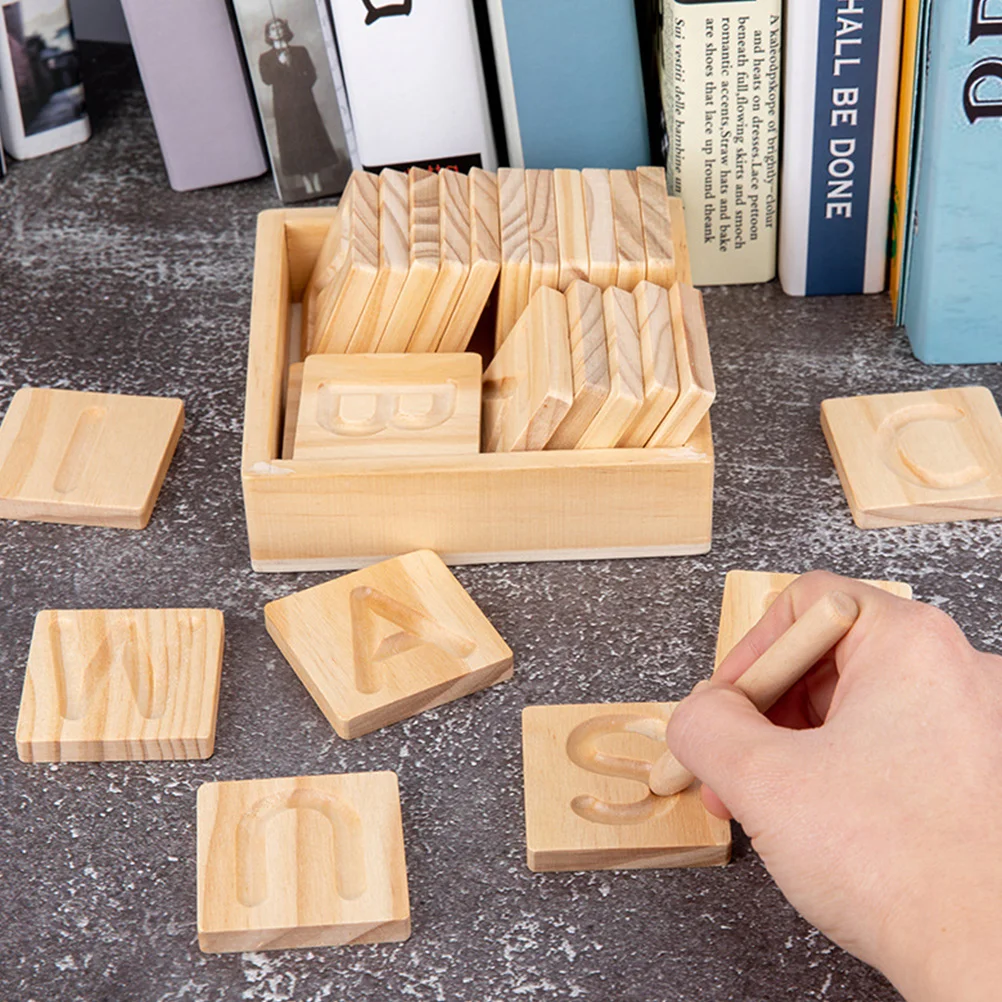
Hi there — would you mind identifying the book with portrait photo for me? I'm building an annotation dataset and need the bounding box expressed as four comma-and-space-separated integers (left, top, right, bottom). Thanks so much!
231, 0, 359, 203
0, 0, 90, 160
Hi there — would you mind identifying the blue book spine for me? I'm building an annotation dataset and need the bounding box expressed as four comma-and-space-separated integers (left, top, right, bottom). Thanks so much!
778, 0, 903, 296
902, 1, 1002, 364
486, 0, 650, 170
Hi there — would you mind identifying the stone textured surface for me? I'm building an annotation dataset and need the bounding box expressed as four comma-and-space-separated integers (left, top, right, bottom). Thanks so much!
2, 42, 1001, 1002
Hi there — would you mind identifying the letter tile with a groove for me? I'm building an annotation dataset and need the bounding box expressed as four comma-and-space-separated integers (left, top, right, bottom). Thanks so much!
264, 549, 512, 739
197, 772, 410, 952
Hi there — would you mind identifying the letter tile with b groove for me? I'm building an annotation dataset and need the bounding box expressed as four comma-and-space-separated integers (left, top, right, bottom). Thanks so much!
821, 386, 1002, 528
15, 608, 224, 762
264, 549, 513, 739
0, 386, 184, 528
521, 703, 731, 873
197, 772, 410, 952
293, 352, 482, 460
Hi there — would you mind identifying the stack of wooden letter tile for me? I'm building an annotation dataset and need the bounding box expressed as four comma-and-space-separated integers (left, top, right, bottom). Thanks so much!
302, 168, 500, 357
481, 280, 714, 452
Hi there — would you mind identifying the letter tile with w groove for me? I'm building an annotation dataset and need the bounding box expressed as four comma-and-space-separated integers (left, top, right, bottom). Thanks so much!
16, 608, 224, 762
264, 549, 512, 739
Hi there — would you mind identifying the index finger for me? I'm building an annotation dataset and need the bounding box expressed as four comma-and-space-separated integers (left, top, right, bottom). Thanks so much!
714, 570, 913, 688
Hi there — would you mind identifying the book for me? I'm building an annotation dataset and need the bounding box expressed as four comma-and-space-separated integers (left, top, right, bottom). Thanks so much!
231, 0, 357, 203
900, 0, 1002, 363
658, 0, 782, 286
778, 0, 904, 296
329, 0, 496, 172
0, 0, 90, 160
120, 0, 268, 192
484, 0, 648, 170
887, 0, 923, 316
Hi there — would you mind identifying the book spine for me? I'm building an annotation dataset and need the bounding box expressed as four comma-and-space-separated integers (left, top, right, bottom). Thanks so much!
119, 0, 268, 192
484, 0, 649, 171
230, 0, 356, 203
659, 0, 782, 286
902, 0, 1002, 363
0, 0, 90, 160
888, 0, 924, 318
328, 0, 496, 172
778, 0, 904, 297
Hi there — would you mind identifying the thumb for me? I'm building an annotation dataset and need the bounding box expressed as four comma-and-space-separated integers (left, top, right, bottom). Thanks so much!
665, 682, 795, 823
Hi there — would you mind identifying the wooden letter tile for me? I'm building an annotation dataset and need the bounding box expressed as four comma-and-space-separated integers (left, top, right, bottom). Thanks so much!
482, 286, 573, 452
545, 281, 610, 450
264, 550, 512, 739
636, 166, 677, 288
610, 169, 646, 292
496, 167, 532, 347
714, 570, 913, 669
0, 387, 184, 529
438, 166, 501, 353
522, 703, 731, 872
311, 171, 380, 355
647, 284, 715, 448
293, 353, 481, 460
553, 169, 590, 291
16, 608, 224, 762
582, 168, 617, 290
526, 168, 560, 299
197, 771, 410, 952
347, 168, 410, 353
378, 168, 441, 352
821, 386, 1002, 529
618, 281, 679, 448
407, 169, 471, 353
575, 287, 644, 449
281, 362, 304, 460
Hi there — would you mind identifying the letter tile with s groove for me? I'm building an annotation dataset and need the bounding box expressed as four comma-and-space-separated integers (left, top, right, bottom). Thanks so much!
521, 703, 731, 872
197, 772, 410, 952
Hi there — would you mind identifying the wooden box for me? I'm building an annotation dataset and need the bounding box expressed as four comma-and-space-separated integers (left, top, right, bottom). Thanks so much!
241, 208, 713, 571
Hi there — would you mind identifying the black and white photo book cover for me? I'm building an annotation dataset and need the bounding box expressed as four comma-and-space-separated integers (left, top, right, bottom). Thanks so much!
232, 0, 359, 203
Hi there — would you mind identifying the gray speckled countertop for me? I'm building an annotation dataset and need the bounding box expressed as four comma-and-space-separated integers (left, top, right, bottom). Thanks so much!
2, 42, 1000, 1002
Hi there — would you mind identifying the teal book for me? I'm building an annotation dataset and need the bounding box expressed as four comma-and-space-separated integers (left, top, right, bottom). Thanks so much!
901, 1, 1002, 363
484, 0, 650, 169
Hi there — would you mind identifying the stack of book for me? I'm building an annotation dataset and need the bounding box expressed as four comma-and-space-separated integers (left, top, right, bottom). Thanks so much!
5, 0, 999, 366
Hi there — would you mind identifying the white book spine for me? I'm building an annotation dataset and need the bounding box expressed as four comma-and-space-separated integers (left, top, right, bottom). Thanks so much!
0, 0, 90, 160
659, 0, 783, 286
328, 0, 496, 171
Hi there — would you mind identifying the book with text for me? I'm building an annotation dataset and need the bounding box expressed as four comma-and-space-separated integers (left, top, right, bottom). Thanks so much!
778, 0, 904, 297
659, 0, 783, 286
900, 0, 1002, 363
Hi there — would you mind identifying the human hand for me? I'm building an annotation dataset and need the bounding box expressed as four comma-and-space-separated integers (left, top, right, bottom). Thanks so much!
664, 570, 1002, 1002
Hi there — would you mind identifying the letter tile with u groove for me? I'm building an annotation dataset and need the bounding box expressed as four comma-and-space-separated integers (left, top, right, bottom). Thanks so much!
197, 772, 410, 952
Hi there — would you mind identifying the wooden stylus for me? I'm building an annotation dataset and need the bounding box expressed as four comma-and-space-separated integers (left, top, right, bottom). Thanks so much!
648, 590, 861, 797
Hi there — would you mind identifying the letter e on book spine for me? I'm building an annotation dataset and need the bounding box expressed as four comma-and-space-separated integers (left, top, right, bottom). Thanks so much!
779, 0, 904, 296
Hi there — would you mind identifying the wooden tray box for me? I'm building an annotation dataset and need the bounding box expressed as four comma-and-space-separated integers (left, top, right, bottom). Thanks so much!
242, 208, 714, 571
